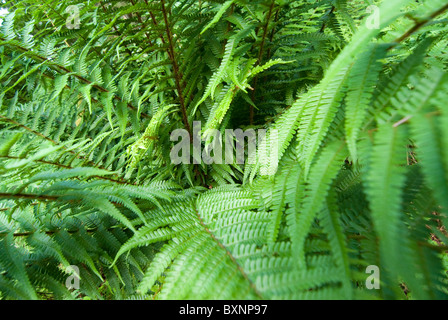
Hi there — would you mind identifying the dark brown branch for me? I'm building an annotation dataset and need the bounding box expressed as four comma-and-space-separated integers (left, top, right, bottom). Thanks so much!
160, 0, 192, 137
394, 3, 448, 44
0, 114, 126, 182
0, 155, 127, 185
0, 192, 125, 209
129, 0, 153, 43
40, 1, 135, 60
0, 37, 150, 119
99, 2, 133, 57
0, 114, 58, 145
1, 226, 115, 238
0, 202, 39, 212
250, 0, 276, 125
0, 193, 60, 201
319, 6, 336, 33
266, 9, 280, 61
39, 1, 152, 119
347, 234, 448, 252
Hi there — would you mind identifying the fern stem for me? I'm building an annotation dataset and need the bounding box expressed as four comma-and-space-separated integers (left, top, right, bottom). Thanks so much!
0, 193, 60, 201
0, 155, 71, 169
348, 234, 448, 252
0, 202, 39, 212
194, 210, 264, 299
250, 0, 276, 125
0, 114, 58, 145
319, 6, 336, 33
41, 0, 136, 60
266, 8, 280, 61
0, 37, 149, 119
39, 1, 153, 120
42, 9, 71, 48
99, 2, 133, 57
256, 1, 276, 67
0, 192, 128, 212
0, 226, 115, 238
160, 0, 192, 137
394, 3, 448, 44
0, 115, 125, 180
129, 0, 153, 44
0, 155, 127, 185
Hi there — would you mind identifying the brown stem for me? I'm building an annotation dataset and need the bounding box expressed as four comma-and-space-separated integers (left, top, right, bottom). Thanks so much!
250, 0, 276, 125
0, 225, 119, 238
194, 210, 264, 299
319, 6, 336, 33
0, 192, 126, 209
0, 193, 60, 201
128, 0, 153, 43
266, 9, 280, 61
0, 155, 127, 184
99, 2, 134, 57
160, 0, 192, 137
0, 114, 124, 180
40, 1, 153, 120
0, 37, 149, 119
347, 234, 448, 252
0, 114, 58, 144
394, 4, 448, 44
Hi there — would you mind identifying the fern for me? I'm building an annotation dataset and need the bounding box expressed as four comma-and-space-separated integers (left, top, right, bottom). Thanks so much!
0, 0, 447, 301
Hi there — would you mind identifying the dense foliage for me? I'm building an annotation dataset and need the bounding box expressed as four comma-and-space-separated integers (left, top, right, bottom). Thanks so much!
0, 0, 448, 300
